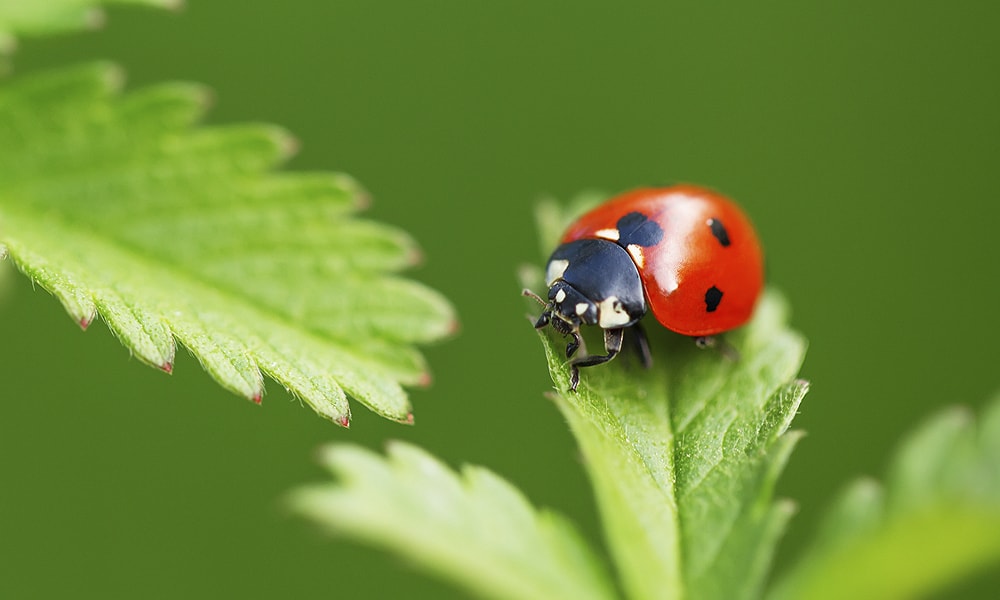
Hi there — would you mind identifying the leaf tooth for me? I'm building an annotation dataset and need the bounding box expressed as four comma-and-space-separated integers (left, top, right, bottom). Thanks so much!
5, 62, 123, 106
162, 124, 296, 174
156, 219, 421, 276
330, 172, 371, 210
329, 354, 413, 422
302, 278, 457, 346
157, 0, 186, 10
755, 380, 810, 447
115, 82, 212, 133
254, 343, 351, 425
5, 242, 97, 328
170, 320, 264, 401
309, 338, 429, 389
83, 8, 106, 30
237, 173, 365, 214
93, 291, 175, 369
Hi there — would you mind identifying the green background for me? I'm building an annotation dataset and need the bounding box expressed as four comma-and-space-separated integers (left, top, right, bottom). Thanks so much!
2, 1, 998, 598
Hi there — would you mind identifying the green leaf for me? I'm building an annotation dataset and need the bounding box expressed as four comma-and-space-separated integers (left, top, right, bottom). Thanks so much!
524, 196, 808, 600
0, 0, 175, 53
767, 395, 1000, 600
0, 63, 456, 425
289, 441, 620, 600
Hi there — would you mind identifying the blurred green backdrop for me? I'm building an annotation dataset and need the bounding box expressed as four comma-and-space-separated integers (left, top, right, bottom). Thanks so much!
2, 1, 999, 598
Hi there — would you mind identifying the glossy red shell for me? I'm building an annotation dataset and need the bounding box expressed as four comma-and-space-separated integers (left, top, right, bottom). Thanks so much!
560, 185, 764, 337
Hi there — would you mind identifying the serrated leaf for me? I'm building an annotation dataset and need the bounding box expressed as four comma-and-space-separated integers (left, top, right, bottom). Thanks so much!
524, 196, 808, 600
290, 441, 619, 600
767, 395, 1000, 600
0, 0, 175, 54
0, 63, 456, 425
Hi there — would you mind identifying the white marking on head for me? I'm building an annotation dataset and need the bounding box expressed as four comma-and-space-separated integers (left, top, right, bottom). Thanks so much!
575, 303, 589, 316
595, 228, 620, 241
554, 288, 567, 303
627, 244, 645, 268
598, 296, 631, 328
546, 259, 569, 285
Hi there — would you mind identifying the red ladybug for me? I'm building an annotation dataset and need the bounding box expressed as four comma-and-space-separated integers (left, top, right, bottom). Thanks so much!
526, 185, 764, 390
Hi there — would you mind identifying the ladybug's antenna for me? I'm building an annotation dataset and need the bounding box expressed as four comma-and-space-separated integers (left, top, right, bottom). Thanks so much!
522, 288, 547, 307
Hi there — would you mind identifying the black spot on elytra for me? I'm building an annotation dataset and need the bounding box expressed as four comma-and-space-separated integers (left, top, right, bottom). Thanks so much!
705, 286, 723, 312
708, 218, 731, 247
616, 212, 664, 247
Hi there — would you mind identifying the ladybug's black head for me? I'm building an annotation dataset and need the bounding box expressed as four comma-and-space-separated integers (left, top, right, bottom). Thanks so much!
525, 238, 650, 391
532, 238, 647, 335
533, 280, 598, 332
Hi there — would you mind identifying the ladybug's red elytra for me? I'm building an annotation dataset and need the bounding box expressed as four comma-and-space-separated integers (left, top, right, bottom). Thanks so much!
526, 185, 764, 390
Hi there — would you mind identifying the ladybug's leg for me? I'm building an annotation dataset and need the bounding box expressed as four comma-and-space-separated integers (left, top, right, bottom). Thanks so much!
569, 328, 624, 391
628, 323, 653, 369
694, 335, 715, 349
694, 335, 739, 361
565, 331, 584, 358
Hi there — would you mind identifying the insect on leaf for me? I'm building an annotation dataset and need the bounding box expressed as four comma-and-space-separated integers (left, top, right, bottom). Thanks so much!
523, 195, 808, 600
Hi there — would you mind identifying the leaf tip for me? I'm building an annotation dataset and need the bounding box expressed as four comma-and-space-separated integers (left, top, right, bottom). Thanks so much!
272, 128, 300, 160
338, 415, 351, 428
189, 84, 215, 112
161, 362, 173, 374
97, 62, 126, 95
251, 393, 263, 405
331, 174, 372, 209
78, 315, 94, 330
83, 8, 107, 31
406, 246, 425, 267
417, 371, 433, 388
0, 33, 17, 55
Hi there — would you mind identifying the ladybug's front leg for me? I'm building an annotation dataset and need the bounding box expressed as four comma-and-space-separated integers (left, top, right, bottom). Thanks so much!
568, 328, 624, 391
565, 331, 584, 359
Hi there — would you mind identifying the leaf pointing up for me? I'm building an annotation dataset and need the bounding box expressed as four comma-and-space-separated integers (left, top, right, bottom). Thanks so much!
525, 196, 808, 600
0, 63, 456, 426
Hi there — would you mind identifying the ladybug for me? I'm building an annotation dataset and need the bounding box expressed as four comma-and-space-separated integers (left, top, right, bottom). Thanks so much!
526, 185, 764, 390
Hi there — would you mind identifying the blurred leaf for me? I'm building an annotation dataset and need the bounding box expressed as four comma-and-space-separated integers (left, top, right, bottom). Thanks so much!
767, 395, 1000, 600
0, 0, 175, 53
524, 196, 808, 600
0, 63, 456, 425
290, 441, 619, 600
